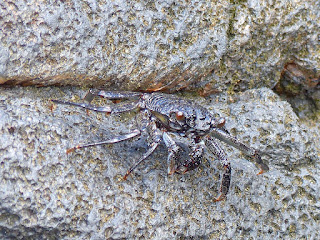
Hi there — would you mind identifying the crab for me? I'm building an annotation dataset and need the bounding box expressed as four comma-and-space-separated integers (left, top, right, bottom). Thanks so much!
52, 90, 269, 201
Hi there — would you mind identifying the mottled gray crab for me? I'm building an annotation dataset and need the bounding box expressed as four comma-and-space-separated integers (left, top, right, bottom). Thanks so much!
52, 90, 268, 201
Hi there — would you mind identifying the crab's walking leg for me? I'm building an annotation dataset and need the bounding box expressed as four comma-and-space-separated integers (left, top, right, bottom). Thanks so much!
211, 128, 269, 174
51, 99, 140, 114
123, 142, 160, 180
123, 116, 162, 180
66, 129, 141, 154
84, 89, 143, 102
162, 132, 182, 175
205, 136, 231, 201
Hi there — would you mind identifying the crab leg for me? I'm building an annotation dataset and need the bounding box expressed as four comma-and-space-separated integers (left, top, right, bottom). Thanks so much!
84, 89, 143, 102
123, 141, 160, 180
51, 99, 140, 114
205, 136, 231, 201
123, 114, 163, 180
211, 128, 269, 174
66, 129, 141, 154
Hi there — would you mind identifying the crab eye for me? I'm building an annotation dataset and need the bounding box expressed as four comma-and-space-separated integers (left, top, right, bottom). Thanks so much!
217, 118, 225, 128
175, 111, 185, 121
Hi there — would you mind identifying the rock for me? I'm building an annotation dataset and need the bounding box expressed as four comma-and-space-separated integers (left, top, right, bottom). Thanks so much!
273, 62, 320, 120
1, 1, 319, 92
0, 86, 319, 239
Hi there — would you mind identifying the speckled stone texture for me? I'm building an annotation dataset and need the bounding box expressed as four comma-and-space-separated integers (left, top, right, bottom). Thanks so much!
0, 86, 319, 239
1, 0, 319, 91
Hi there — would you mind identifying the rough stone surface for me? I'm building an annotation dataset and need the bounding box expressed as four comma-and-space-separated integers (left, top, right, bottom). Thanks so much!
0, 86, 319, 239
273, 62, 320, 120
1, 0, 319, 92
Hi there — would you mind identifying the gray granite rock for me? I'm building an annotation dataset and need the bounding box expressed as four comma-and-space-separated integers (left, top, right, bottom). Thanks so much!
1, 0, 319, 91
0, 86, 319, 239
